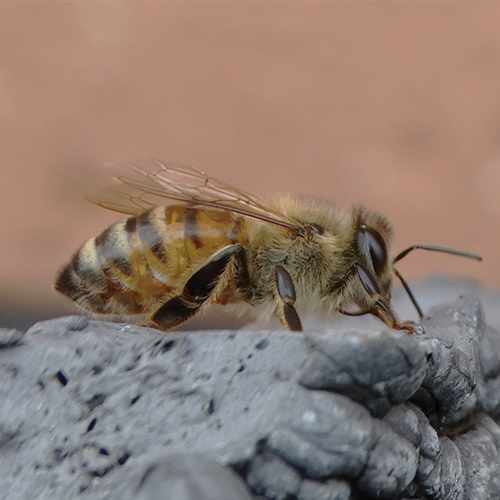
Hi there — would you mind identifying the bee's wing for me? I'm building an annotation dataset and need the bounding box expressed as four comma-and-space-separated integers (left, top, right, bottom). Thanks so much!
87, 159, 304, 232
85, 183, 167, 216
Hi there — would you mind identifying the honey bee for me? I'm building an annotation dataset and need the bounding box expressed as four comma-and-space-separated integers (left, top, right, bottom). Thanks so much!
55, 159, 482, 332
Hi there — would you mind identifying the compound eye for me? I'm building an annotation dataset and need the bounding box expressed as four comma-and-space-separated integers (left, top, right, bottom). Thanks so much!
356, 227, 387, 276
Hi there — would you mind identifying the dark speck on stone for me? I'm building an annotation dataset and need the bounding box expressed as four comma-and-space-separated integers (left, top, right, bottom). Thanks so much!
55, 370, 68, 387
86, 393, 106, 411
92, 365, 103, 375
161, 340, 176, 353
255, 339, 269, 350
87, 418, 97, 432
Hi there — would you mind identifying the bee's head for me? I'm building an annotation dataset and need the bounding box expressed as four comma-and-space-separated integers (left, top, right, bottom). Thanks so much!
352, 223, 403, 328
341, 205, 482, 332
340, 206, 408, 330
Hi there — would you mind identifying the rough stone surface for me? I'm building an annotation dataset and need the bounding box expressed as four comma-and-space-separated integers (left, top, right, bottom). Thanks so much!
0, 328, 24, 348
131, 454, 253, 500
1, 278, 500, 500
296, 479, 351, 500
298, 329, 428, 417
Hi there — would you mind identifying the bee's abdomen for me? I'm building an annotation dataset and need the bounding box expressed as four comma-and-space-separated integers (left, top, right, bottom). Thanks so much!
55, 205, 246, 316
55, 222, 147, 314
55, 244, 109, 314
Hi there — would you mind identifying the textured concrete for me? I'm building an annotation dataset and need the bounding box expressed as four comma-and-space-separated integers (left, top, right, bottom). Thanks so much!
1, 281, 500, 499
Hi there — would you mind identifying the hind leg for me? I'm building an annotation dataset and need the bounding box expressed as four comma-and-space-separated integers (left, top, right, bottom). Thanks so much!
151, 244, 248, 330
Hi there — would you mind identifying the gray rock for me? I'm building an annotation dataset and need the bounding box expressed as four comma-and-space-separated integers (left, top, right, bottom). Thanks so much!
1, 279, 500, 500
483, 376, 500, 418
413, 404, 441, 459
267, 389, 373, 479
413, 296, 486, 426
298, 329, 428, 416
454, 414, 500, 500
296, 478, 351, 500
355, 420, 419, 499
417, 436, 464, 500
131, 454, 253, 500
0, 317, 312, 499
246, 452, 302, 500
0, 327, 24, 348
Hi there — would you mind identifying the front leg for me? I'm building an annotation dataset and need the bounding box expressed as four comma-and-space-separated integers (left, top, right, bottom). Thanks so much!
275, 265, 303, 332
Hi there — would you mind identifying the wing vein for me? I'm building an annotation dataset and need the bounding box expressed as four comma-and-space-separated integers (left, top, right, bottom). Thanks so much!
87, 158, 304, 232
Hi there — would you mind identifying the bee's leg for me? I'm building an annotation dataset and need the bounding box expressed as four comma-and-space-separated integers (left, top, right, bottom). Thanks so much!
275, 265, 303, 332
151, 244, 247, 330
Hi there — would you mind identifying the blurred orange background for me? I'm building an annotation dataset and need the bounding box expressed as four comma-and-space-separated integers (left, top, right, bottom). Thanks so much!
1, 2, 499, 330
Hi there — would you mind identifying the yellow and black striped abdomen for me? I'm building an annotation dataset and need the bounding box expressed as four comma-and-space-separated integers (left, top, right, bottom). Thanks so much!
55, 205, 246, 316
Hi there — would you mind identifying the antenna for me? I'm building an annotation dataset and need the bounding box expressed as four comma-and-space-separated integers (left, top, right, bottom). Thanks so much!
393, 244, 482, 317
393, 245, 482, 264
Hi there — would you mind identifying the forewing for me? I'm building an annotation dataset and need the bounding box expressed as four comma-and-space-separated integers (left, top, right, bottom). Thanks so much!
88, 159, 303, 231
86, 183, 169, 216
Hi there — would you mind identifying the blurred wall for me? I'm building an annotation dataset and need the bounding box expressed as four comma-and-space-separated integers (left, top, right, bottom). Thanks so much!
1, 2, 499, 329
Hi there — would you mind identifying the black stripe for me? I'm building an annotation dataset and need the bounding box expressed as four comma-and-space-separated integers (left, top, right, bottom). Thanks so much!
55, 263, 83, 300
95, 226, 133, 276
184, 207, 203, 249
137, 210, 166, 261
113, 256, 134, 276
125, 216, 137, 235
94, 226, 111, 247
